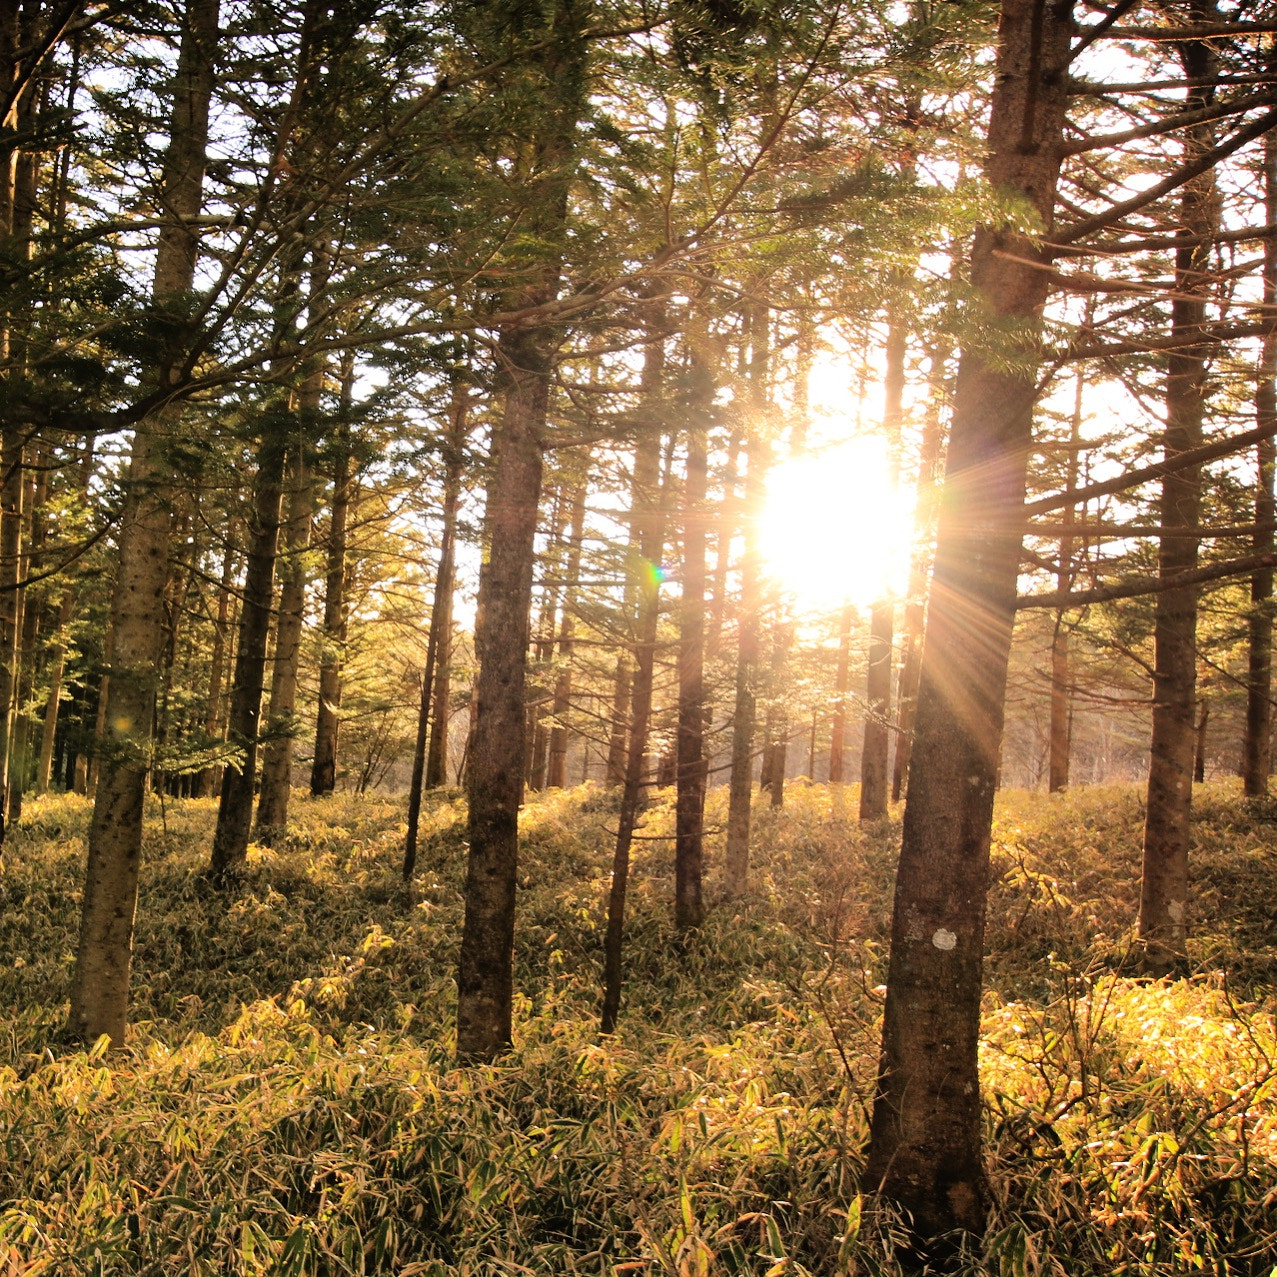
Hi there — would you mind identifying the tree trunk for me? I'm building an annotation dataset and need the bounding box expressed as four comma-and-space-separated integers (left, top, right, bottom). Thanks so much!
892, 339, 951, 802
425, 388, 468, 789
547, 472, 588, 788
1139, 16, 1217, 976
405, 376, 469, 876
1049, 362, 1086, 793
828, 604, 853, 783
255, 416, 316, 838
723, 309, 769, 891
310, 357, 355, 796
210, 434, 287, 880
194, 530, 237, 797
675, 402, 708, 933
859, 306, 906, 821
457, 326, 550, 1060
1244, 130, 1277, 797
67, 0, 219, 1046
865, 0, 1073, 1242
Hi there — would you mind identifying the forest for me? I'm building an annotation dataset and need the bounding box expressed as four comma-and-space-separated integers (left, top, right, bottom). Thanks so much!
2, 0, 1277, 1272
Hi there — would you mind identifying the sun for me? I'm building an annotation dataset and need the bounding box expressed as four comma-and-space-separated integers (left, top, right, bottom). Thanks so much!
758, 437, 915, 611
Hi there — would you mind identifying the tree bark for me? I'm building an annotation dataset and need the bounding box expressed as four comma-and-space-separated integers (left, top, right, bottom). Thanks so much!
255, 411, 316, 838
67, 0, 219, 1046
547, 471, 588, 788
310, 356, 354, 796
210, 434, 287, 880
860, 306, 906, 821
1049, 362, 1086, 793
865, 0, 1073, 1242
892, 339, 951, 802
457, 326, 550, 1060
1139, 12, 1217, 976
405, 376, 469, 876
1243, 129, 1277, 797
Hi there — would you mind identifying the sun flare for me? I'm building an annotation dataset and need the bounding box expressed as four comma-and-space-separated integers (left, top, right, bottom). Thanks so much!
759, 438, 914, 611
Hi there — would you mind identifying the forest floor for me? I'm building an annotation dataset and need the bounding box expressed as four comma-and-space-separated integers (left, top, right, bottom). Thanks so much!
0, 780, 1274, 1275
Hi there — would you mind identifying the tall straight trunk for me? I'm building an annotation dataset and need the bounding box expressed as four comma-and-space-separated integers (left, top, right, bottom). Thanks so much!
457, 326, 551, 1060
405, 378, 469, 876
547, 473, 588, 788
37, 435, 94, 794
892, 339, 951, 801
1244, 130, 1277, 797
1049, 362, 1085, 792
828, 604, 853, 782
675, 407, 708, 932
526, 485, 570, 791
723, 307, 769, 890
599, 321, 668, 1032
310, 357, 354, 796
866, 0, 1072, 1241
860, 306, 906, 821
0, 0, 39, 839
255, 418, 316, 836
1138, 18, 1217, 976
210, 435, 287, 879
600, 440, 667, 1029
194, 531, 237, 797
425, 391, 467, 789
455, 0, 587, 1060
68, 0, 219, 1046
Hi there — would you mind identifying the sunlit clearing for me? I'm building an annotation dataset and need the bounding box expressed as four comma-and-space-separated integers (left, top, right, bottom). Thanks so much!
759, 438, 914, 611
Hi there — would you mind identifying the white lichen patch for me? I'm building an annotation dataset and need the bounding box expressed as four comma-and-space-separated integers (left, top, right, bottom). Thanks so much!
932, 928, 958, 951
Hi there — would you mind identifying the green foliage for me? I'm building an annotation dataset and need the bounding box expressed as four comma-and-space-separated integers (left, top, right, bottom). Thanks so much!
1, 782, 1275, 1273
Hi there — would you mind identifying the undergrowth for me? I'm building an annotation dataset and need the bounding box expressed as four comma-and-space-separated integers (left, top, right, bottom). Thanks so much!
0, 781, 1273, 1274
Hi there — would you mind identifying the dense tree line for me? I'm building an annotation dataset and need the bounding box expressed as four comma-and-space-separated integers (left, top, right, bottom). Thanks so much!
4, 0, 1277, 1255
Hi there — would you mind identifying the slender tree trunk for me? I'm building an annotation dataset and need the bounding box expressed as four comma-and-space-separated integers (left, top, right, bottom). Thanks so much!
860, 307, 906, 821
67, 0, 219, 1046
425, 390, 467, 789
723, 309, 769, 890
1139, 17, 1217, 976
1244, 130, 1277, 797
828, 604, 853, 782
194, 531, 236, 797
1049, 363, 1085, 793
405, 378, 469, 876
310, 358, 354, 796
1194, 699, 1209, 783
255, 416, 316, 838
892, 339, 950, 802
675, 401, 708, 933
547, 472, 588, 788
866, 0, 1073, 1241
210, 435, 287, 880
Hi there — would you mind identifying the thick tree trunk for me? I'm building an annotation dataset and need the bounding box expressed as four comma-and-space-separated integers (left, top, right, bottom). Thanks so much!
210, 435, 287, 880
255, 424, 315, 838
1139, 18, 1217, 976
457, 327, 549, 1060
1243, 131, 1277, 797
67, 0, 219, 1046
865, 0, 1073, 1242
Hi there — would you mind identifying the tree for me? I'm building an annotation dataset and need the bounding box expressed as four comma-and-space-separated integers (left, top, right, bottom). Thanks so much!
865, 0, 1075, 1242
